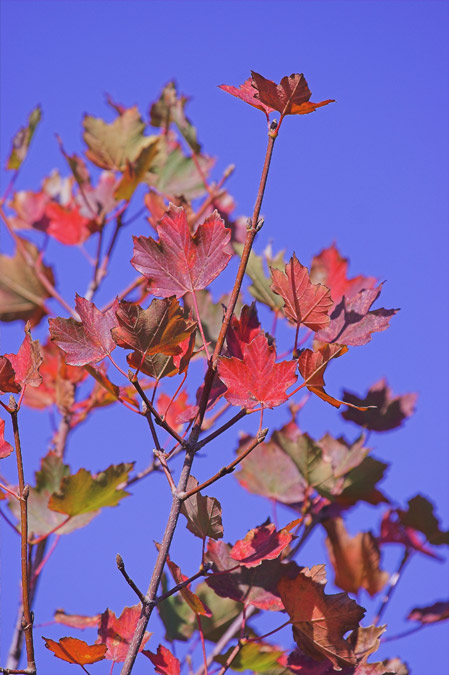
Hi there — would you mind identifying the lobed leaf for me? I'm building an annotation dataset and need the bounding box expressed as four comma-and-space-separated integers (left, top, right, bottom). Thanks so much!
341, 379, 417, 432
43, 636, 107, 665
230, 520, 298, 568
180, 475, 224, 540
97, 605, 151, 662
251, 71, 335, 117
143, 644, 181, 675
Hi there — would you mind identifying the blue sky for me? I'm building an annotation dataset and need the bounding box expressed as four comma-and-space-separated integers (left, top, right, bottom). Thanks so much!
1, 1, 448, 673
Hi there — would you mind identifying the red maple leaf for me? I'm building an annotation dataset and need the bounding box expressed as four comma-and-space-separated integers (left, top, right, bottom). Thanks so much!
251, 71, 335, 117
5, 323, 43, 389
143, 645, 181, 675
271, 254, 333, 331
97, 605, 151, 663
0, 418, 13, 459
316, 285, 398, 347
218, 334, 297, 409
131, 204, 231, 298
298, 343, 349, 408
226, 303, 262, 359
310, 244, 377, 305
0, 356, 21, 394
49, 295, 119, 366
219, 78, 275, 120
230, 520, 298, 568
341, 378, 417, 431
44, 201, 92, 245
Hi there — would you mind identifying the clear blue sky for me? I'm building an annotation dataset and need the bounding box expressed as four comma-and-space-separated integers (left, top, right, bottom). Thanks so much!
1, 1, 448, 674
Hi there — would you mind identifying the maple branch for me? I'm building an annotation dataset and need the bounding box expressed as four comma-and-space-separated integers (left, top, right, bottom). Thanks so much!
153, 562, 212, 607
196, 409, 247, 449
132, 377, 187, 447
85, 210, 126, 302
116, 554, 145, 603
373, 549, 411, 625
179, 429, 268, 500
9, 407, 36, 675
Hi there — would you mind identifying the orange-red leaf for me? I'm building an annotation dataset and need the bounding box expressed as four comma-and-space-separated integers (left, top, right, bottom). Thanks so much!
251, 71, 334, 117
143, 644, 181, 675
0, 356, 20, 394
163, 550, 212, 617
230, 520, 298, 568
44, 201, 92, 245
43, 636, 107, 665
278, 567, 365, 669
310, 243, 376, 305
218, 334, 297, 409
132, 204, 231, 298
0, 418, 13, 459
219, 78, 275, 120
5, 322, 42, 389
271, 254, 332, 331
298, 343, 350, 408
97, 605, 151, 662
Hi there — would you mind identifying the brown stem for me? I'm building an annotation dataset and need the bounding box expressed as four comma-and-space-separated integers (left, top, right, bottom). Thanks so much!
180, 429, 268, 500
196, 409, 247, 450
120, 122, 279, 675
10, 409, 36, 674
116, 554, 145, 603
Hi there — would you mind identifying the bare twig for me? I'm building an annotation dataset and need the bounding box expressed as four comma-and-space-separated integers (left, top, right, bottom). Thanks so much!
132, 378, 187, 447
196, 409, 247, 450
116, 554, 145, 603
179, 429, 268, 500
373, 549, 411, 625
153, 563, 212, 607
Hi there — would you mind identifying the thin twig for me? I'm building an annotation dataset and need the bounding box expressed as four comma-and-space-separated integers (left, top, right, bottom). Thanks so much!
10, 408, 36, 674
153, 563, 212, 607
196, 410, 247, 450
179, 429, 268, 500
381, 623, 427, 643
373, 549, 411, 625
116, 554, 145, 603
133, 378, 187, 447
85, 211, 126, 302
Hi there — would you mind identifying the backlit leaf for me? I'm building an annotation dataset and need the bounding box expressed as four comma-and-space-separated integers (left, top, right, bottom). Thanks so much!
323, 518, 388, 596
214, 642, 283, 672
234, 244, 284, 311
157, 573, 196, 642
162, 550, 212, 617
230, 521, 298, 568
408, 601, 449, 624
316, 286, 398, 347
226, 303, 262, 359
83, 106, 155, 170
310, 244, 377, 306
97, 605, 151, 662
219, 78, 275, 120
150, 80, 201, 153
49, 295, 119, 366
54, 609, 102, 629
5, 322, 42, 389
43, 636, 107, 665
0, 418, 13, 459
0, 239, 54, 326
43, 201, 92, 245
132, 204, 231, 298
0, 356, 21, 393
341, 379, 417, 432
180, 475, 224, 540
298, 343, 351, 408
271, 254, 332, 331
114, 137, 160, 200
218, 333, 297, 409
278, 566, 365, 669
7, 105, 42, 170
143, 644, 180, 675
48, 463, 133, 516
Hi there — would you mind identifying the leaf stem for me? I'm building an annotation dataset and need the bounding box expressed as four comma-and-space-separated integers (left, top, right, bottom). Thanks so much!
196, 409, 247, 450
132, 377, 187, 447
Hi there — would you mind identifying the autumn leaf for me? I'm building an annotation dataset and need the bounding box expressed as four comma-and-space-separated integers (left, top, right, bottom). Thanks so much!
278, 566, 365, 669
54, 609, 102, 629
0, 239, 55, 326
214, 642, 283, 672
230, 520, 298, 568
114, 137, 160, 200
251, 71, 335, 117
206, 539, 299, 611
48, 463, 134, 516
150, 80, 201, 153
180, 475, 224, 540
0, 418, 13, 459
44, 201, 92, 245
83, 106, 155, 171
161, 549, 212, 617
323, 518, 388, 596
298, 343, 351, 408
0, 356, 21, 394
132, 204, 231, 298
143, 644, 181, 675
379, 509, 442, 559
347, 624, 387, 665
235, 434, 306, 505
157, 573, 196, 642
112, 297, 196, 371
218, 333, 297, 409
400, 495, 449, 546
43, 636, 107, 665
7, 105, 42, 170
195, 583, 244, 642
226, 303, 262, 359
316, 285, 398, 347
271, 254, 333, 331
49, 295, 119, 366
310, 243, 377, 306
5, 322, 42, 389
219, 78, 275, 120
151, 142, 215, 200
408, 601, 449, 624
156, 391, 190, 433
97, 605, 151, 662
341, 379, 418, 432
